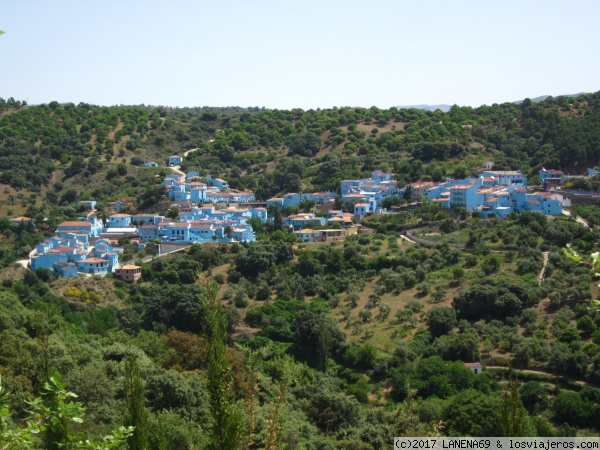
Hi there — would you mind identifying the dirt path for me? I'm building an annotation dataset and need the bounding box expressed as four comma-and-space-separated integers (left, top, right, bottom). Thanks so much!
168, 166, 186, 183
183, 147, 199, 157
16, 247, 38, 269
399, 233, 417, 244
537, 251, 549, 284
563, 208, 590, 228
485, 365, 593, 388
182, 139, 213, 158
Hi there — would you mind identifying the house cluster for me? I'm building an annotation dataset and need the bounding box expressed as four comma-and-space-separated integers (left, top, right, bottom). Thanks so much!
421, 171, 565, 218
31, 218, 121, 277
30, 211, 264, 278
266, 191, 338, 209
164, 173, 255, 204
337, 169, 569, 219
340, 170, 399, 218
539, 167, 598, 188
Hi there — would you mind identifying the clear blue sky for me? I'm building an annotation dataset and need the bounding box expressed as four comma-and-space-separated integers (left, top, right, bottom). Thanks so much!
1, 0, 598, 109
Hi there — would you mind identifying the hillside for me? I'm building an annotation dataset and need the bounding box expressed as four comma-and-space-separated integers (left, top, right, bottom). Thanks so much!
3, 93, 600, 446
1, 92, 600, 216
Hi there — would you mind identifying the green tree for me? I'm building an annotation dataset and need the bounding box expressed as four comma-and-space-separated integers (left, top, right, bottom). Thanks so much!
292, 309, 345, 371
443, 389, 502, 436
201, 281, 243, 450
0, 373, 132, 449
123, 354, 149, 450
426, 307, 456, 337
500, 376, 535, 437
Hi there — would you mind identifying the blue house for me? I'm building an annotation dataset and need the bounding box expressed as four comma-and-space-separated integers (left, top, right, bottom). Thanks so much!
54, 262, 79, 278
92, 250, 119, 271
161, 223, 191, 241
56, 221, 100, 237
231, 226, 256, 243
190, 187, 207, 203
108, 214, 132, 228
250, 207, 268, 222
167, 155, 183, 166
448, 184, 481, 211
354, 203, 370, 219
206, 175, 228, 190
131, 214, 163, 225
31, 252, 67, 270
266, 198, 284, 208
283, 193, 301, 208
77, 201, 97, 209
78, 258, 110, 275
371, 170, 394, 182
139, 225, 159, 242
481, 170, 527, 186
186, 171, 200, 181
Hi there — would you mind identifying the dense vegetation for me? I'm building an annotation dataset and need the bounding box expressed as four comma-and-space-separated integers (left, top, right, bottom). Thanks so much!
2, 92, 600, 218
2, 93, 600, 446
2, 205, 600, 446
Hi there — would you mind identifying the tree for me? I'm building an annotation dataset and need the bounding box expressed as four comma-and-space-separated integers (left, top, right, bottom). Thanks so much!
500, 376, 535, 436
520, 381, 548, 414
432, 284, 447, 303
443, 389, 502, 436
0, 373, 132, 449
123, 354, 149, 450
201, 281, 243, 449
292, 309, 345, 371
426, 307, 456, 337
577, 315, 597, 334
452, 267, 465, 284
167, 207, 179, 220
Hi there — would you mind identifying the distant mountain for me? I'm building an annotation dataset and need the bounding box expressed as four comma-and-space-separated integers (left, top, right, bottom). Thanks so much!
512, 92, 587, 105
397, 93, 588, 112
395, 104, 452, 112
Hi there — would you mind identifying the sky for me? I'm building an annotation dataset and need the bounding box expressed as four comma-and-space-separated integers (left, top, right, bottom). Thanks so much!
1, 0, 599, 110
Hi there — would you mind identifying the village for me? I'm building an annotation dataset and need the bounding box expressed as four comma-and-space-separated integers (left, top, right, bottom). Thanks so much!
16, 153, 596, 279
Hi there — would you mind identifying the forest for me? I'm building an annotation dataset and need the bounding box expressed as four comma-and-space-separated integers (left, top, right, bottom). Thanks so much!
2, 93, 600, 447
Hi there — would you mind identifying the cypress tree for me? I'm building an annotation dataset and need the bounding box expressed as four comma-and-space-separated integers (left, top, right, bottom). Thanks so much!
202, 280, 243, 450
123, 353, 149, 450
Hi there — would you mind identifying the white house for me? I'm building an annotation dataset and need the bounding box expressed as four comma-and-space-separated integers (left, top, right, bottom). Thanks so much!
464, 362, 482, 375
